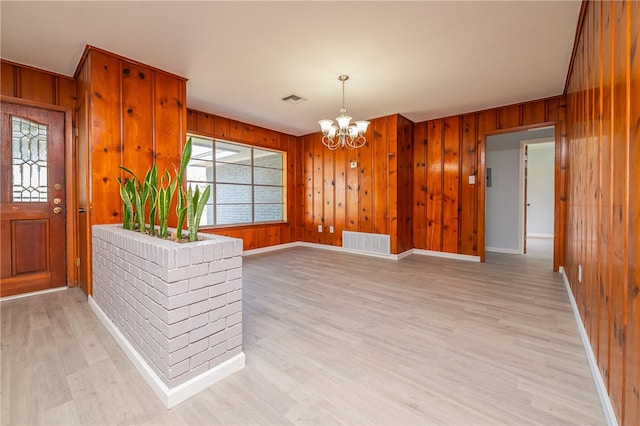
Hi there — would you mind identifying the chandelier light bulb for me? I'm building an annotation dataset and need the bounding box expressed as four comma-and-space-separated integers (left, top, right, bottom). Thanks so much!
355, 120, 370, 133
336, 115, 352, 130
319, 119, 334, 133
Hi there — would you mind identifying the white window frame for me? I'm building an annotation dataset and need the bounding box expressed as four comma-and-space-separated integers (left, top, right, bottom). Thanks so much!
186, 134, 286, 227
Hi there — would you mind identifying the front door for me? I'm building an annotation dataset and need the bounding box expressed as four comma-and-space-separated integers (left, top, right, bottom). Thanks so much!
1, 102, 66, 297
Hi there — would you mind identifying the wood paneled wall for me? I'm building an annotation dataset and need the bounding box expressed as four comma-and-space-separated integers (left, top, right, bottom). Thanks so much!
185, 109, 301, 251
1, 60, 76, 109
299, 114, 413, 254
74, 46, 187, 295
564, 1, 639, 424
75, 46, 187, 226
395, 115, 414, 253
413, 96, 566, 268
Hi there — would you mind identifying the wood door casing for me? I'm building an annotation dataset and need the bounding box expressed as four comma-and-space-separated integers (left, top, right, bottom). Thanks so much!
523, 144, 528, 254
0, 102, 66, 296
76, 96, 89, 295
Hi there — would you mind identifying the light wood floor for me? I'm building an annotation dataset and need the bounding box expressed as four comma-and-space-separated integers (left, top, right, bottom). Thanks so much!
1, 239, 605, 425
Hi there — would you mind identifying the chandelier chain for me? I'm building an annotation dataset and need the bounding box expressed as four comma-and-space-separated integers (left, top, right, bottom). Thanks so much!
341, 76, 346, 113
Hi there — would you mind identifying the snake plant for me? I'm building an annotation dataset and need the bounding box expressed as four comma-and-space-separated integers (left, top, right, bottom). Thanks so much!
118, 136, 206, 242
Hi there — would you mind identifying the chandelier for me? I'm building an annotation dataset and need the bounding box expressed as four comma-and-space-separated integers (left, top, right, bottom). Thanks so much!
318, 75, 370, 150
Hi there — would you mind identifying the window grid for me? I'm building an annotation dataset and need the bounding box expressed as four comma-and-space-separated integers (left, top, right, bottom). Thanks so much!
11, 116, 49, 202
187, 135, 285, 227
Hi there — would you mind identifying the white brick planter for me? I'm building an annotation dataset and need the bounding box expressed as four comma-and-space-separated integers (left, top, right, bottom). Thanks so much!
90, 224, 245, 408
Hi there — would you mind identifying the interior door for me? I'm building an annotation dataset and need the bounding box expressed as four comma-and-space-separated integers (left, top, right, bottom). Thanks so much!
1, 102, 66, 297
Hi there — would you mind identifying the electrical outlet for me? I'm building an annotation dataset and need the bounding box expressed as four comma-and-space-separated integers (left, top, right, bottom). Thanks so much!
329, 226, 334, 233
350, 161, 357, 169
318, 224, 323, 232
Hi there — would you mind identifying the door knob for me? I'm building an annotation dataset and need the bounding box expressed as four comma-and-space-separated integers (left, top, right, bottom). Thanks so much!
53, 207, 62, 214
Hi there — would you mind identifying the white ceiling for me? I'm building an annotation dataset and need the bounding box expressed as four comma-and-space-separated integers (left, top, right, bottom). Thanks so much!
1, 1, 581, 137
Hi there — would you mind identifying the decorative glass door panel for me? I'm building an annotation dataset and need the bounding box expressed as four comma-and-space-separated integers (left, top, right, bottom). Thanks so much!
12, 116, 49, 202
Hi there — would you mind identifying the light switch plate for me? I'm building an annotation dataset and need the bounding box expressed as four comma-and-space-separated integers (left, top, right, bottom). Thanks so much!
469, 175, 476, 184
329, 226, 334, 233
350, 162, 358, 168
578, 264, 582, 282
318, 225, 323, 232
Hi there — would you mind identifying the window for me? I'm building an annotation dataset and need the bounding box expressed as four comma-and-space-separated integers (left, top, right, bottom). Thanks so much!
186, 135, 285, 226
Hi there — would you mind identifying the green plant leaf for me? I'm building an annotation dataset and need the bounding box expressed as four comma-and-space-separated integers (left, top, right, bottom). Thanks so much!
147, 166, 158, 236
176, 187, 187, 240
158, 186, 167, 238
177, 137, 192, 185
120, 166, 138, 180
193, 185, 210, 237
117, 177, 134, 230
187, 186, 196, 241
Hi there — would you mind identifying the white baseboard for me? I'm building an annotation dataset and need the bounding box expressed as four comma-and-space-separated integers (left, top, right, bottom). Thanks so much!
89, 296, 245, 409
0, 286, 67, 302
395, 249, 414, 260
299, 241, 398, 260
165, 352, 245, 409
411, 249, 481, 262
243, 242, 300, 256
486, 246, 522, 255
244, 241, 398, 260
559, 267, 618, 426
244, 241, 479, 262
527, 233, 553, 238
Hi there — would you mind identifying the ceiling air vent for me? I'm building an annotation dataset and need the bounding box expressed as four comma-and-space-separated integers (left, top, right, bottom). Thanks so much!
281, 94, 306, 105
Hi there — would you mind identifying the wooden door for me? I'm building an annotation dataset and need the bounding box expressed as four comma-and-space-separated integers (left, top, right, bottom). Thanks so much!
0, 102, 66, 297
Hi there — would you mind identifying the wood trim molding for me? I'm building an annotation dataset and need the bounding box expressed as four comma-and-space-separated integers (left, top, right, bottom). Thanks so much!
73, 45, 189, 82
1, 59, 75, 82
564, 0, 589, 95
478, 120, 564, 271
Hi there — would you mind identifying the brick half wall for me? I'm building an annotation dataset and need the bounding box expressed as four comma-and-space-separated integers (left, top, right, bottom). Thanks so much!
91, 224, 244, 390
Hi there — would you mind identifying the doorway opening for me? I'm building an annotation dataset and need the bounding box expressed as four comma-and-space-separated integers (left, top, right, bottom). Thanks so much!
485, 127, 555, 268
523, 139, 555, 264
